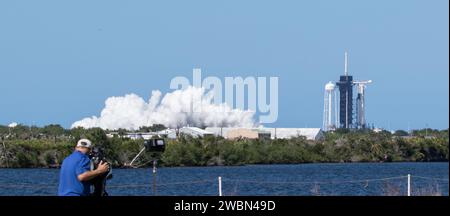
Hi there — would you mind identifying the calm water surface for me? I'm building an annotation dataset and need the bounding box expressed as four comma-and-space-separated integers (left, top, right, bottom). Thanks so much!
0, 162, 448, 196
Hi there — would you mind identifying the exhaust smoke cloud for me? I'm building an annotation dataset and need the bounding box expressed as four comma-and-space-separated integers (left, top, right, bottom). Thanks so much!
71, 86, 256, 130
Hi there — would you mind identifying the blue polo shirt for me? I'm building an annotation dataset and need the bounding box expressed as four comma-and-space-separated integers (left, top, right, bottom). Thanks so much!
58, 150, 91, 196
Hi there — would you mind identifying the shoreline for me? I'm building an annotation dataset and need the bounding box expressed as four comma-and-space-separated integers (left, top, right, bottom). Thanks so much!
1, 161, 448, 170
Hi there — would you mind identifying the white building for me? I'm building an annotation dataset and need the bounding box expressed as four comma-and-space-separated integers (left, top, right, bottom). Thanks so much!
107, 127, 323, 141
163, 127, 214, 139
122, 132, 156, 140
106, 127, 213, 140
267, 128, 324, 140
156, 129, 176, 138
179, 127, 214, 138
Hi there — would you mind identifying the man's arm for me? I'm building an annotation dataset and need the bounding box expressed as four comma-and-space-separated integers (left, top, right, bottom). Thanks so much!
77, 161, 109, 182
77, 169, 103, 182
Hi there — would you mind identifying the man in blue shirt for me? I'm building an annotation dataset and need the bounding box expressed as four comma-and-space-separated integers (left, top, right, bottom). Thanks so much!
58, 139, 109, 196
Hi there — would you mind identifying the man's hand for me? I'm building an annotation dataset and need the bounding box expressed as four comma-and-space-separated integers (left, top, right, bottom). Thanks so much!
96, 161, 110, 174
77, 161, 110, 182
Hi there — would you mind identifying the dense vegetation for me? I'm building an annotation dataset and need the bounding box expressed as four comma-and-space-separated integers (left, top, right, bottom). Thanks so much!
0, 124, 448, 168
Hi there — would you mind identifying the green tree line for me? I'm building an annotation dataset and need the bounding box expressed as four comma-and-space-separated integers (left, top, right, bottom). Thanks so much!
0, 124, 448, 168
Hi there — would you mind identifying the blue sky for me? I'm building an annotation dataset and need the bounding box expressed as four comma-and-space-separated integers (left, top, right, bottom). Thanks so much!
0, 0, 448, 130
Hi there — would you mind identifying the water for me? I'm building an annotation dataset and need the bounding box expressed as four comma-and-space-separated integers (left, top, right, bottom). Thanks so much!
0, 162, 448, 196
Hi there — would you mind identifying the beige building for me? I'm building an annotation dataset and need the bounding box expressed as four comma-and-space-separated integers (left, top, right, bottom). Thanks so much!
226, 128, 271, 140
205, 127, 323, 141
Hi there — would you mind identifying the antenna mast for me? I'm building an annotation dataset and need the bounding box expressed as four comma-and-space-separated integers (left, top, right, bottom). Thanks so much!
344, 51, 348, 76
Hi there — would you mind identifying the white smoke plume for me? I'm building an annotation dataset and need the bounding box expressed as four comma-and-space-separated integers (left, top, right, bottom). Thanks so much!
71, 86, 256, 130
8, 122, 18, 128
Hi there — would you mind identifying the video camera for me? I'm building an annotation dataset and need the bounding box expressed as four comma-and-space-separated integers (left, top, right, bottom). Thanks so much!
126, 138, 166, 168
88, 147, 107, 164
88, 147, 113, 196
143, 138, 166, 152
